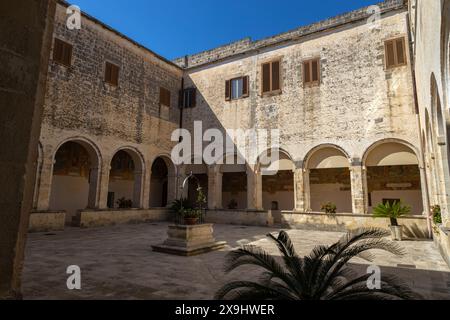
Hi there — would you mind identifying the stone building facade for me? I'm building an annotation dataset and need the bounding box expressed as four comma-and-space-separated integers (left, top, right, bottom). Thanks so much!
30, 0, 450, 262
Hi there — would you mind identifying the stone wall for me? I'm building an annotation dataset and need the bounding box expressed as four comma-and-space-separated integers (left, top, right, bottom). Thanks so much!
281, 211, 429, 239
29, 212, 66, 233
35, 2, 184, 213
75, 208, 172, 228
181, 7, 419, 164
173, 0, 405, 69
205, 209, 274, 227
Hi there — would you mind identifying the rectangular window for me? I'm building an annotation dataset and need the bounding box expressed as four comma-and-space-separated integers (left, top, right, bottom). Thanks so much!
180, 88, 196, 108
159, 87, 171, 107
53, 38, 72, 67
385, 37, 407, 69
225, 76, 249, 101
261, 60, 281, 94
303, 58, 320, 85
105, 62, 119, 86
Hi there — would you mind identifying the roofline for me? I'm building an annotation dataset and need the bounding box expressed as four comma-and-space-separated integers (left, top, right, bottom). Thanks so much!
175, 0, 407, 70
58, 0, 182, 70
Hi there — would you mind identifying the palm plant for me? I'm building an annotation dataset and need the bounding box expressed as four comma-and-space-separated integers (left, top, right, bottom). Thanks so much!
215, 228, 420, 300
373, 201, 411, 226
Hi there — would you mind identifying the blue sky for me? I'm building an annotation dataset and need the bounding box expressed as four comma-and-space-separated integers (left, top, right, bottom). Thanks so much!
71, 0, 379, 60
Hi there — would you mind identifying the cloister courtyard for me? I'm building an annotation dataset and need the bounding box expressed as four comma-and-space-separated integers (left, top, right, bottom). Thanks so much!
22, 222, 450, 300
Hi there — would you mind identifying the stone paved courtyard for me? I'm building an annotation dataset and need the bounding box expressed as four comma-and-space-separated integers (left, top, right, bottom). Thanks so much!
23, 222, 450, 300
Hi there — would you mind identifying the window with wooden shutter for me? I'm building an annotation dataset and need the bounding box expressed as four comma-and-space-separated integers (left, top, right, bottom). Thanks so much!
53, 38, 72, 67
105, 62, 119, 86
261, 60, 281, 94
303, 58, 320, 86
181, 88, 197, 108
225, 76, 250, 101
385, 37, 407, 69
225, 80, 231, 101
160, 87, 171, 107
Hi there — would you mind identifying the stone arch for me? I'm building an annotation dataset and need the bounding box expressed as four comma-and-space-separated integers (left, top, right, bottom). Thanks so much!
108, 146, 146, 209
218, 152, 248, 210
257, 148, 295, 216
49, 137, 102, 221
304, 144, 352, 213
150, 154, 176, 208
363, 139, 424, 215
304, 144, 351, 170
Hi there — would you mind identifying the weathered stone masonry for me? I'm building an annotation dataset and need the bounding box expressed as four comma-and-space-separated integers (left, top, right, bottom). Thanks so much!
30, 0, 450, 244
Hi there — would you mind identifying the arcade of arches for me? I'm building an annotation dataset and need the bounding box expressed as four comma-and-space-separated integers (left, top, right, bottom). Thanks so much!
36, 140, 428, 224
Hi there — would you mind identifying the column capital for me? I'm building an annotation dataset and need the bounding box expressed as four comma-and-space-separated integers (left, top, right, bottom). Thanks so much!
294, 160, 304, 170
350, 158, 362, 166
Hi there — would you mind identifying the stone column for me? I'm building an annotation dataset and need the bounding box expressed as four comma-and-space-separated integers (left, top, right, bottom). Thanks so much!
87, 166, 101, 209
247, 167, 263, 210
178, 165, 188, 200
35, 156, 55, 211
207, 166, 223, 209
141, 162, 151, 209
167, 171, 178, 206
132, 170, 144, 208
350, 159, 367, 215
97, 162, 111, 209
0, 0, 56, 299
293, 161, 308, 212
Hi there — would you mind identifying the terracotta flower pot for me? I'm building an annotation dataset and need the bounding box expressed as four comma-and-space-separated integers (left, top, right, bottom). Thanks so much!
184, 218, 199, 226
390, 225, 403, 241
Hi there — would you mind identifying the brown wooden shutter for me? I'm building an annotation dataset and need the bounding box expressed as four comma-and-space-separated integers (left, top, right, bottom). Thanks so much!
262, 63, 271, 93
191, 89, 197, 108
105, 62, 112, 83
53, 39, 63, 62
311, 59, 319, 82
225, 80, 231, 101
304, 61, 311, 83
112, 65, 119, 86
396, 38, 406, 65
242, 76, 249, 97
385, 40, 396, 68
272, 61, 280, 91
64, 44, 72, 66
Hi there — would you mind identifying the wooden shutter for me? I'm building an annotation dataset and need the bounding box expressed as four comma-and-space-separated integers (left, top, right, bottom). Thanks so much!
242, 76, 249, 97
385, 40, 396, 68
272, 61, 280, 91
262, 63, 271, 93
160, 88, 170, 106
105, 62, 119, 86
105, 62, 112, 83
111, 64, 119, 86
190, 88, 197, 108
304, 61, 311, 83
396, 38, 406, 65
53, 39, 63, 62
311, 59, 319, 82
225, 80, 231, 101
63, 43, 72, 66
53, 38, 72, 66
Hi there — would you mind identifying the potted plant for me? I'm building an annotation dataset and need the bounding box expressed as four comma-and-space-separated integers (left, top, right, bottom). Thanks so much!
321, 202, 337, 216
116, 197, 132, 209
373, 201, 411, 241
432, 205, 442, 225
181, 208, 201, 225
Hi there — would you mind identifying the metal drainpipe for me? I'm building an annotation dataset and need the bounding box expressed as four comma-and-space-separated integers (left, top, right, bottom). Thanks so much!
176, 72, 185, 201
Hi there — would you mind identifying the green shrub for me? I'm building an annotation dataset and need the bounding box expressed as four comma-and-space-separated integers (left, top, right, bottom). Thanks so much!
432, 205, 442, 224
373, 201, 411, 226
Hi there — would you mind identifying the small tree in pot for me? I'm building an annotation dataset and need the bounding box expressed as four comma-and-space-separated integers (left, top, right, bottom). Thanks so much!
373, 201, 411, 241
